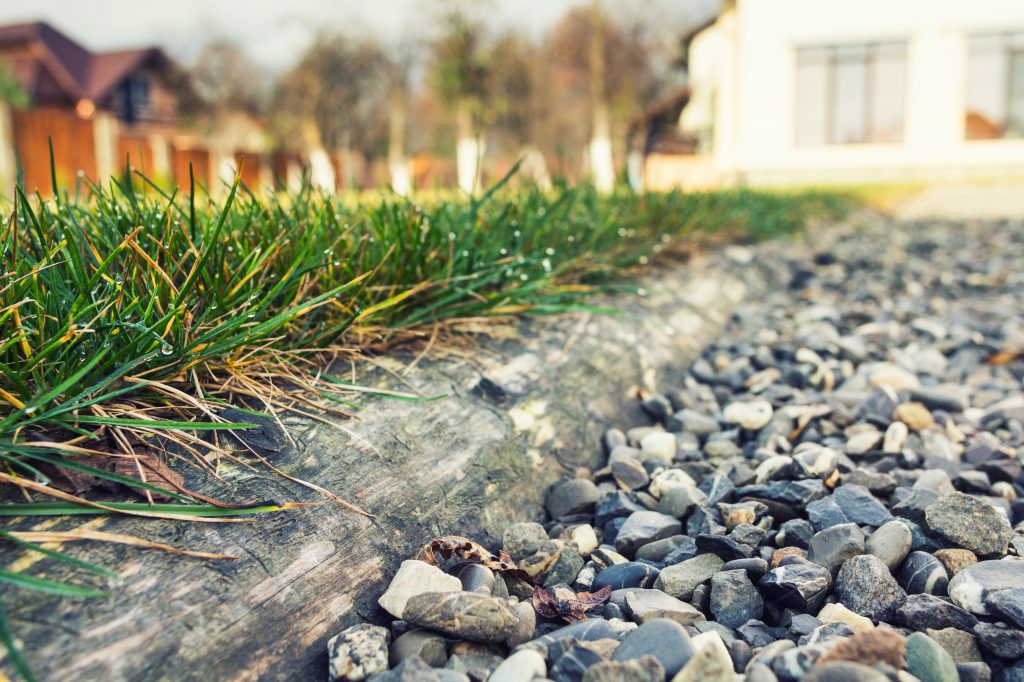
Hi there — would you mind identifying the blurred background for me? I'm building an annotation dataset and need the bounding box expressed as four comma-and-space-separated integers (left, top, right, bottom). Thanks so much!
1, 0, 1023, 204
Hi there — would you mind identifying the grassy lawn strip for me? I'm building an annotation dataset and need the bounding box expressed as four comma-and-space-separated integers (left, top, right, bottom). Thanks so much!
0, 164, 853, 679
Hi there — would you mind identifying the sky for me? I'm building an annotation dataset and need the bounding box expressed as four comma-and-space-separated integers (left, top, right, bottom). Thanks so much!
0, 0, 720, 70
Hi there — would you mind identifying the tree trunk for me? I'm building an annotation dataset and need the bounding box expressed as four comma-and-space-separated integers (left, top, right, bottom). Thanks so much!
588, 0, 615, 193
455, 103, 481, 195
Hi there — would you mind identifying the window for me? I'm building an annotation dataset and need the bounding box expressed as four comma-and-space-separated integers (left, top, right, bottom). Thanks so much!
966, 32, 1024, 139
795, 42, 907, 146
116, 74, 151, 125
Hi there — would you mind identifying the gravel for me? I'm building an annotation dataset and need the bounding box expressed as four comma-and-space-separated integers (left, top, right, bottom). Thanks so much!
327, 219, 1024, 681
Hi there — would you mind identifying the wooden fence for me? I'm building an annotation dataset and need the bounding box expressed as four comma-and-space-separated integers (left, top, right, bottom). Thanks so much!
12, 107, 96, 193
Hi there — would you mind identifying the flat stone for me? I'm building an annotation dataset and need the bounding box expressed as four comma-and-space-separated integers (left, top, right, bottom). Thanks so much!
623, 589, 706, 626
759, 559, 833, 612
895, 402, 935, 430
635, 535, 689, 563
833, 484, 892, 527
924, 493, 1012, 557
570, 525, 599, 557
591, 562, 661, 591
549, 639, 618, 682
389, 630, 447, 668
897, 551, 949, 596
504, 522, 551, 560
984, 586, 1024, 629
615, 511, 682, 557
611, 460, 650, 491
328, 624, 390, 682
488, 649, 547, 682
694, 533, 755, 561
368, 657, 469, 682
948, 560, 1024, 615
895, 594, 978, 632
654, 553, 724, 600
807, 523, 865, 574
803, 662, 891, 682
776, 519, 815, 549
925, 627, 981, 663
672, 631, 734, 682
547, 479, 602, 519
518, 619, 617, 657
581, 656, 664, 682
403, 592, 522, 645
655, 485, 707, 518
545, 548, 585, 588
710, 569, 764, 629
611, 618, 694, 677
836, 554, 907, 622
933, 549, 977, 576
905, 632, 959, 682
378, 560, 464, 619
724, 400, 774, 430
892, 488, 940, 525
816, 602, 874, 634
865, 520, 913, 570
974, 621, 1024, 659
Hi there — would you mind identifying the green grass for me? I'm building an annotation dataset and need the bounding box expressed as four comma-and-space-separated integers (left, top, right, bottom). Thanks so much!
0, 162, 854, 679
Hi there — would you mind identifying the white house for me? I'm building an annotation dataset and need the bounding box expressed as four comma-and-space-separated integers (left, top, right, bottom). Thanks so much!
665, 0, 1024, 187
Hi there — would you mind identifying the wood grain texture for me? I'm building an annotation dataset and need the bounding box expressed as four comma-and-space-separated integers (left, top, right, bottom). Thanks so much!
1, 252, 764, 681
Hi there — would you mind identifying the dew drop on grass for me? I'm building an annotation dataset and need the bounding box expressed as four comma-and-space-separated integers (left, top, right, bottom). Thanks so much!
114, 275, 124, 286
160, 343, 173, 356
247, 312, 256, 319
639, 256, 650, 265
520, 274, 529, 281
24, 406, 36, 415
637, 287, 648, 296
513, 230, 521, 238
499, 248, 507, 255
545, 248, 555, 256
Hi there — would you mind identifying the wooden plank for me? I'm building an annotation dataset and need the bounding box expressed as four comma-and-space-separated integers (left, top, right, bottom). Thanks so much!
0, 254, 754, 681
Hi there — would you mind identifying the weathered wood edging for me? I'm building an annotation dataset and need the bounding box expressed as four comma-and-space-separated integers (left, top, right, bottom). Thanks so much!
5, 246, 786, 681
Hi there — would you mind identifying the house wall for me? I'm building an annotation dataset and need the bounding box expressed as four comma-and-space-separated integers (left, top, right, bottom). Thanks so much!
719, 0, 1024, 185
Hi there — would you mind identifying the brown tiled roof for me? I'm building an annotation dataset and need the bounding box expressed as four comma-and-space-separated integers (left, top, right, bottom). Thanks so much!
0, 21, 164, 102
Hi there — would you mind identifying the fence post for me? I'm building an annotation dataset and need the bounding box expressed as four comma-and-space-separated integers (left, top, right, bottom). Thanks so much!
93, 112, 118, 183
0, 102, 14, 200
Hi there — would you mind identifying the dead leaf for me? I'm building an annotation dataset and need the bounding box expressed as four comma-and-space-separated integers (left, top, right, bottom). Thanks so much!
415, 535, 535, 583
43, 452, 185, 501
532, 584, 612, 622
988, 348, 1023, 366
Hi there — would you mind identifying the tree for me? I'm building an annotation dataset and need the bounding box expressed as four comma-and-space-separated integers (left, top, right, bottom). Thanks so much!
428, 8, 490, 194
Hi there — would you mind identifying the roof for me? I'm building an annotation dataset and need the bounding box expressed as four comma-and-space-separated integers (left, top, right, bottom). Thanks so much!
0, 21, 166, 102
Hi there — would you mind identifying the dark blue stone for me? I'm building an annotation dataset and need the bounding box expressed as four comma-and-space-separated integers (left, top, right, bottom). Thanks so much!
806, 496, 850, 531
897, 551, 949, 596
591, 562, 660, 591
833, 484, 892, 527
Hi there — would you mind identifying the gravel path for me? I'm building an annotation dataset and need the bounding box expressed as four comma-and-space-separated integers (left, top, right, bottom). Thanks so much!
327, 218, 1024, 682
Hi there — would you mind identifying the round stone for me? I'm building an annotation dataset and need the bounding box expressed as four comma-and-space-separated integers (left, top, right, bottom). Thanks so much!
378, 560, 463, 619
948, 560, 1024, 615
546, 478, 601, 519
328, 624, 390, 682
654, 553, 724, 600
897, 551, 949, 596
615, 511, 683, 557
865, 520, 913, 570
894, 402, 935, 430
905, 632, 959, 682
611, 618, 695, 677
724, 400, 774, 430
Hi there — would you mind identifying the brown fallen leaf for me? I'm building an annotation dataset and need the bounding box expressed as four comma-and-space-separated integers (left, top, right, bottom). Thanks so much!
988, 348, 1023, 366
43, 452, 185, 501
415, 535, 535, 584
532, 584, 612, 622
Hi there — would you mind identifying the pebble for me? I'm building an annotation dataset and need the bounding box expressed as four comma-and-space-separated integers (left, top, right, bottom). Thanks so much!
614, 511, 682, 557
710, 569, 764, 628
895, 593, 978, 632
328, 624, 391, 682
924, 493, 1013, 557
759, 559, 833, 612
803, 661, 890, 682
581, 656, 664, 682
984, 586, 1024, 629
388, 630, 447, 668
639, 432, 676, 462
832, 485, 892, 527
623, 588, 706, 626
378, 561, 464, 619
948, 560, 1024, 615
671, 631, 734, 682
653, 553, 723, 600
611, 618, 694, 677
591, 562, 661, 591
897, 551, 949, 596
925, 627, 982, 663
369, 657, 469, 681
488, 649, 546, 682
933, 548, 977, 576
807, 523, 865, 574
894, 402, 935, 430
905, 632, 960, 682
835, 554, 907, 622
723, 400, 774, 430
401, 592, 523, 645
611, 460, 649, 491
816, 603, 874, 634
865, 520, 913, 570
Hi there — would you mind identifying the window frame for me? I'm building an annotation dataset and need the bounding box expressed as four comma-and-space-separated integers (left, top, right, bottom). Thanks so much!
965, 30, 1024, 141
793, 40, 908, 147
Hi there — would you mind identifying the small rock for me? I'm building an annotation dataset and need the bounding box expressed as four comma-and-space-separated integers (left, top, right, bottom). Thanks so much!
807, 523, 865, 574
895, 402, 935, 430
974, 621, 1024, 659
547, 479, 602, 519
611, 618, 694, 677
803, 662, 890, 682
328, 624, 390, 682
549, 639, 617, 681
933, 548, 977, 576
591, 562, 661, 591
615, 511, 682, 557
724, 400, 774, 430
402, 592, 522, 645
710, 569, 764, 629
816, 628, 906, 669
883, 421, 909, 453
378, 560, 464, 619
581, 656, 665, 682
924, 493, 1012, 557
816, 602, 875, 634
611, 460, 650, 491
924, 627, 981, 663
833, 485, 892, 527
672, 631, 734, 682
654, 553, 724, 600
984, 586, 1024, 629
895, 593, 978, 632
446, 652, 505, 681
458, 564, 495, 595
760, 559, 833, 612
905, 632, 959, 682
488, 649, 546, 682
369, 657, 469, 682
389, 630, 447, 668
504, 522, 552, 560
545, 548, 585, 588
897, 551, 949, 596
639, 432, 677, 462
636, 535, 690, 563
570, 525, 599, 557
623, 589, 706, 626
655, 485, 707, 518
648, 468, 697, 498
948, 560, 1024, 615
865, 520, 913, 570
836, 554, 907, 622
